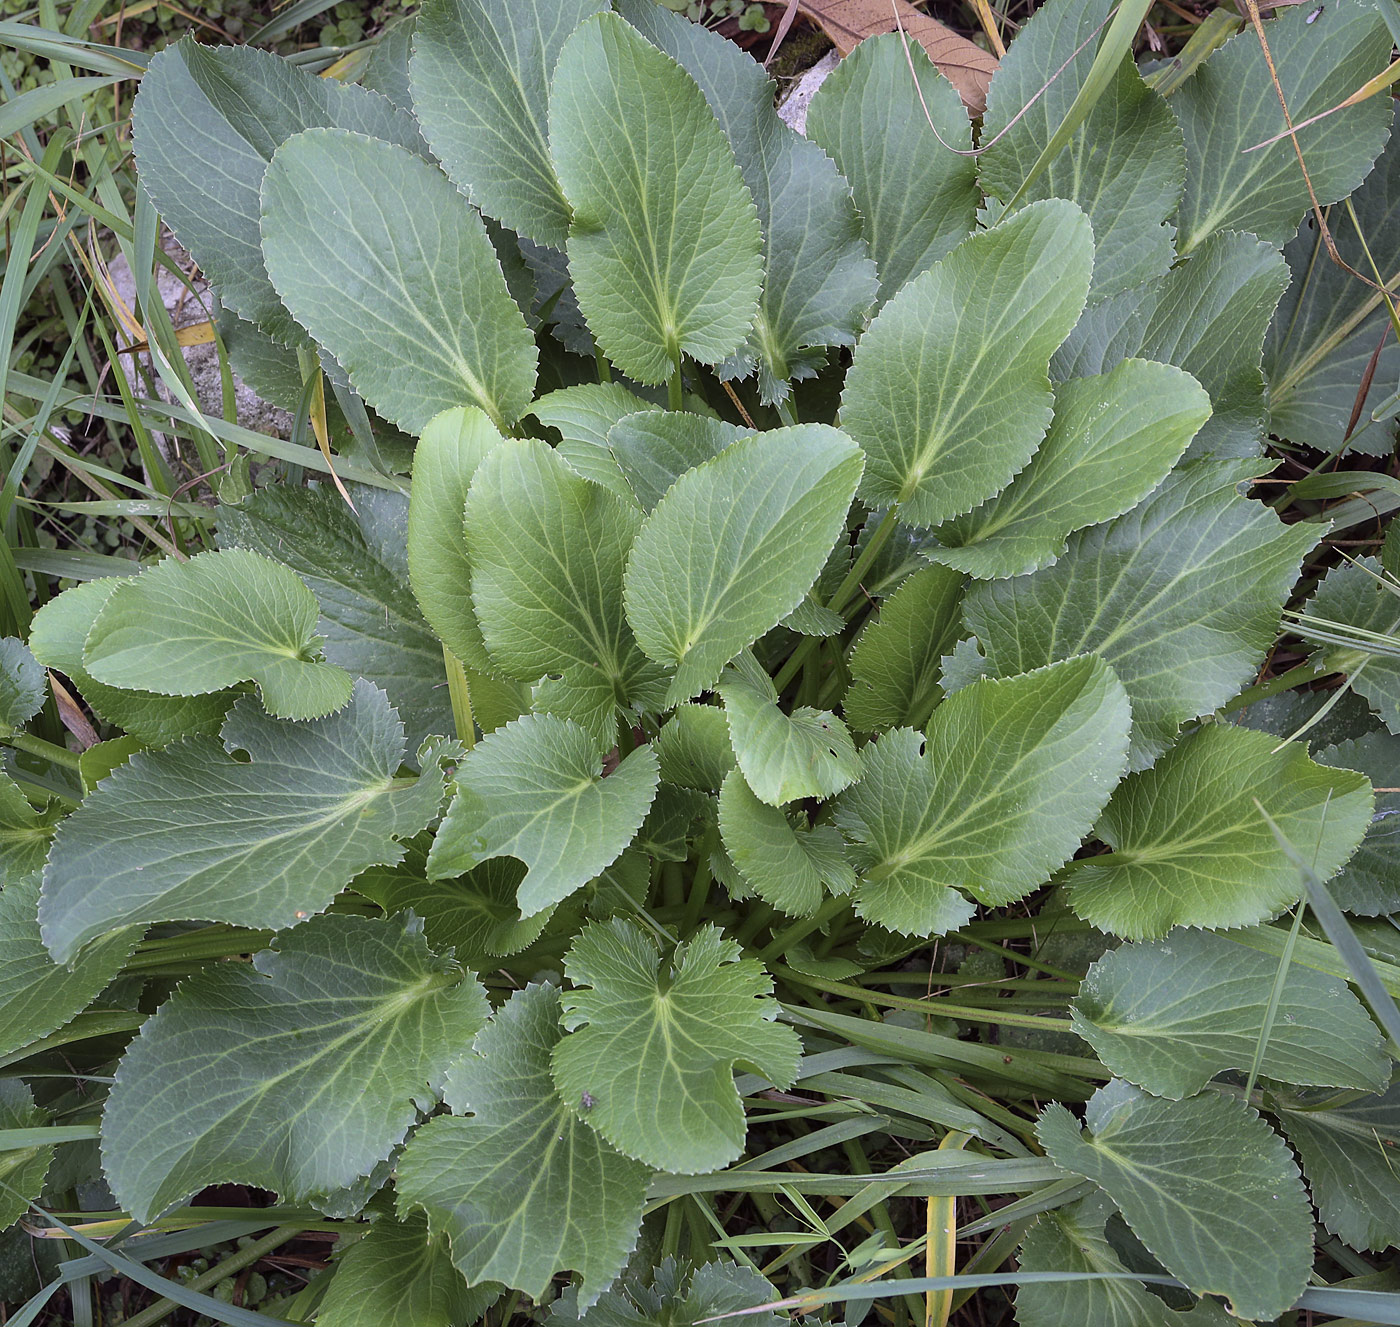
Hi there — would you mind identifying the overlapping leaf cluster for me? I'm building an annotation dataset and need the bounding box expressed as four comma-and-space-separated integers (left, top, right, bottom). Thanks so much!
4, 1, 1400, 1323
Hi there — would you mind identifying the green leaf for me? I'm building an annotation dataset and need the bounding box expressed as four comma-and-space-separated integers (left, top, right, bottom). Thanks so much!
964, 461, 1317, 768
1276, 1082, 1400, 1253
82, 548, 352, 722
40, 681, 449, 963
930, 360, 1211, 578
718, 668, 859, 805
553, 1257, 782, 1327
553, 919, 801, 1172
1015, 1194, 1178, 1327
428, 713, 659, 917
843, 564, 966, 733
719, 770, 854, 917
840, 200, 1093, 528
655, 703, 736, 792
1316, 732, 1400, 914
219, 484, 454, 753
1266, 136, 1400, 456
131, 38, 421, 344
835, 657, 1130, 937
806, 34, 979, 302
624, 426, 863, 705
353, 857, 551, 963
102, 913, 489, 1224
0, 638, 43, 735
1038, 1079, 1312, 1321
410, 0, 607, 247
316, 1211, 498, 1327
549, 12, 762, 384
529, 383, 662, 503
399, 983, 651, 1304
466, 439, 668, 747
979, 0, 1184, 299
1062, 724, 1373, 939
28, 579, 234, 745
0, 875, 136, 1062
1071, 928, 1388, 1098
1173, 2, 1394, 253
362, 16, 418, 114
617, 1, 877, 401
0, 1080, 52, 1231
0, 775, 60, 886
406, 406, 510, 678
605, 412, 749, 514
261, 128, 538, 433
1307, 558, 1400, 732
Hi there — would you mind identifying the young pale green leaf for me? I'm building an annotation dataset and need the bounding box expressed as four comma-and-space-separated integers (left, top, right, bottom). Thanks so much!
466, 440, 668, 750
410, 0, 606, 247
1071, 928, 1388, 1098
1173, 3, 1393, 253
131, 38, 421, 343
399, 984, 651, 1305
1317, 732, 1400, 915
553, 920, 801, 1173
840, 200, 1093, 528
807, 34, 979, 302
1277, 1083, 1400, 1253
1015, 1194, 1180, 1327
932, 360, 1210, 578
624, 426, 863, 706
427, 713, 659, 917
718, 669, 859, 806
40, 681, 449, 963
0, 776, 61, 886
262, 128, 538, 433
979, 0, 1184, 299
964, 461, 1317, 768
1064, 724, 1373, 939
102, 914, 489, 1224
0, 638, 43, 735
835, 657, 1131, 937
29, 579, 234, 745
219, 484, 454, 753
553, 1257, 783, 1327
655, 703, 736, 791
617, 0, 877, 401
529, 383, 662, 503
0, 875, 136, 1062
316, 1210, 498, 1327
353, 857, 551, 963
1267, 136, 1400, 456
549, 13, 762, 384
0, 1080, 52, 1231
719, 771, 854, 917
82, 548, 351, 722
843, 564, 966, 733
1038, 1079, 1312, 1322
1307, 558, 1400, 732
605, 412, 749, 514
407, 406, 509, 678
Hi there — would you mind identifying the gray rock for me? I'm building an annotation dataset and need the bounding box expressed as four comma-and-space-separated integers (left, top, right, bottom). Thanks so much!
776, 48, 839, 135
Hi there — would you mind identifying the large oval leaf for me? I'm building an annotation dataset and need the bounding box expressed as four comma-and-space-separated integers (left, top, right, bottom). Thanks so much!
839, 199, 1092, 528
623, 425, 863, 706
548, 12, 762, 384
261, 128, 537, 433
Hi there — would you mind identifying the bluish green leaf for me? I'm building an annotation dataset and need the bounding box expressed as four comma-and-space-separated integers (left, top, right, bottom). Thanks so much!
428, 713, 659, 917
529, 382, 662, 504
0, 775, 60, 886
553, 1257, 782, 1327
41, 681, 449, 963
840, 200, 1093, 528
553, 920, 801, 1172
655, 703, 736, 792
0, 1080, 52, 1231
549, 12, 762, 384
102, 914, 489, 1223
399, 983, 651, 1305
1316, 731, 1400, 914
1306, 557, 1400, 733
605, 411, 749, 514
0, 638, 43, 736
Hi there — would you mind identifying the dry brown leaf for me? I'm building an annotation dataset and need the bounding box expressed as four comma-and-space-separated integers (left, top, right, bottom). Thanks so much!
797, 0, 998, 115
